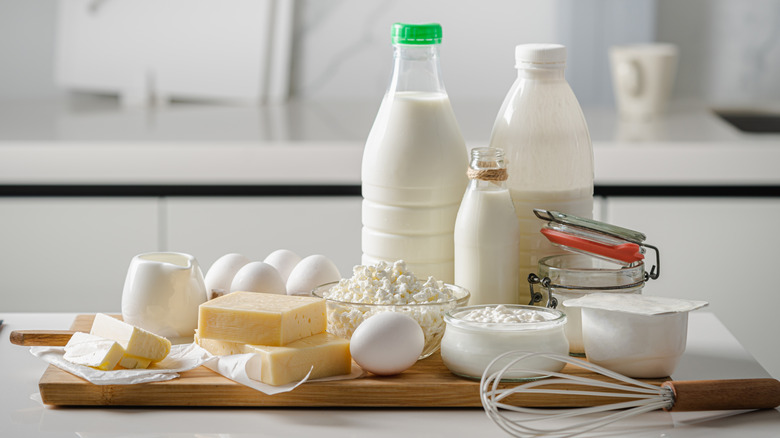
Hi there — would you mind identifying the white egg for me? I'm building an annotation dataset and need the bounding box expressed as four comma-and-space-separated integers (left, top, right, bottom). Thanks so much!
285, 254, 341, 296
263, 249, 302, 283
204, 253, 251, 299
230, 261, 286, 294
349, 312, 424, 375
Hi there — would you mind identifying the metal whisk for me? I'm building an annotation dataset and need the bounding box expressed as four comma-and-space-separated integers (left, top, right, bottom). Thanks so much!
480, 351, 780, 437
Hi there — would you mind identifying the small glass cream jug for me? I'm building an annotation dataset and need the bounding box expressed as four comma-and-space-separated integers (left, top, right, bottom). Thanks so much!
121, 252, 208, 339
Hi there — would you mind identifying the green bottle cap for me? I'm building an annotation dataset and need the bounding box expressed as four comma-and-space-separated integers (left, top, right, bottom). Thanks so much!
391, 23, 442, 45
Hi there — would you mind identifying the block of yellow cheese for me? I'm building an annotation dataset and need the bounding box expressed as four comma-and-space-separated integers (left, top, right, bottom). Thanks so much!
63, 331, 126, 371
198, 291, 326, 346
90, 313, 171, 362
195, 331, 352, 386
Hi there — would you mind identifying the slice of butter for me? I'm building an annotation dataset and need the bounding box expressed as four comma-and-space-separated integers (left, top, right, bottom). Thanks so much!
198, 291, 326, 346
64, 331, 126, 371
118, 355, 153, 369
90, 313, 171, 362
196, 331, 352, 386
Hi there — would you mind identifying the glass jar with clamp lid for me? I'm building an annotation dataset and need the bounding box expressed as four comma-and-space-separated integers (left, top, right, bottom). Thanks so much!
528, 208, 660, 355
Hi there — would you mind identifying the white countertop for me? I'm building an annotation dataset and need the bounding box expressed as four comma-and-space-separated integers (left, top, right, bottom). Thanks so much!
1, 312, 779, 437
1, 96, 778, 187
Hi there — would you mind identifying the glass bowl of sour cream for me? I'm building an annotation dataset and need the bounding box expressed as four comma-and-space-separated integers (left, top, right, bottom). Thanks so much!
441, 304, 569, 381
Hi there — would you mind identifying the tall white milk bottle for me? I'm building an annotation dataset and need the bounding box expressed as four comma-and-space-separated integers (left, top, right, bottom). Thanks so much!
488, 44, 594, 303
361, 23, 468, 283
454, 147, 521, 305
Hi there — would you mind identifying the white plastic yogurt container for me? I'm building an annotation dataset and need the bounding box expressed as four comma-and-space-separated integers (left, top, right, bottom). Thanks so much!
565, 293, 708, 378
441, 305, 569, 381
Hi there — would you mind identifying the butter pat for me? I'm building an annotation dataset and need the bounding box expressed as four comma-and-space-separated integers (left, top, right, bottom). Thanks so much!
118, 355, 153, 369
90, 313, 171, 362
196, 332, 352, 385
63, 332, 125, 371
198, 292, 326, 346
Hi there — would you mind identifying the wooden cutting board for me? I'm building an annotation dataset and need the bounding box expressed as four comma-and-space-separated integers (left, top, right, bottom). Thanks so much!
34, 315, 666, 407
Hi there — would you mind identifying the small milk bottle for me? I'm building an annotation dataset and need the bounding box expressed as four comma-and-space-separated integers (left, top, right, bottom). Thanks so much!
488, 44, 594, 303
361, 23, 468, 283
454, 147, 521, 305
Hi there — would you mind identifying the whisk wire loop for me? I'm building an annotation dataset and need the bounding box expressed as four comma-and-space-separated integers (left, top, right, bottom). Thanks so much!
500, 375, 664, 397
480, 351, 676, 437
485, 399, 670, 438
486, 385, 663, 404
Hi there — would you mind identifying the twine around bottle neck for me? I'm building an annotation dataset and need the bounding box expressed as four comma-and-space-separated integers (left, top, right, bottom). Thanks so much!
467, 166, 508, 181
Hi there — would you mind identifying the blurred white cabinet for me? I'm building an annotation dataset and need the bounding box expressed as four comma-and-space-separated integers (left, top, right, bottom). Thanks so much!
0, 196, 360, 313
604, 197, 780, 379
0, 198, 159, 312
163, 197, 362, 277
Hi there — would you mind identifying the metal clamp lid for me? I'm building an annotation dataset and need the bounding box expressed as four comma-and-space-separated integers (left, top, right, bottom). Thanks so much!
527, 273, 559, 308
534, 209, 660, 280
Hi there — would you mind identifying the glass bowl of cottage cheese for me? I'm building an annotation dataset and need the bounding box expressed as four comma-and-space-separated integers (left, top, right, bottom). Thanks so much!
311, 260, 470, 359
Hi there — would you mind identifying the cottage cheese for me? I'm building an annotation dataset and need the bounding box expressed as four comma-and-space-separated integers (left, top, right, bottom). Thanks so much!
319, 260, 459, 358
323, 260, 455, 305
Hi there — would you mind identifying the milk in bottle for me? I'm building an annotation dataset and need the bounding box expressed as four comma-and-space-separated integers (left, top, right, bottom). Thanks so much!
488, 44, 594, 302
454, 147, 521, 305
361, 23, 468, 283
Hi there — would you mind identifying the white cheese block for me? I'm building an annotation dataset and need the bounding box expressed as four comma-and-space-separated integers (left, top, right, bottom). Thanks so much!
63, 331, 125, 371
195, 331, 352, 386
90, 313, 171, 362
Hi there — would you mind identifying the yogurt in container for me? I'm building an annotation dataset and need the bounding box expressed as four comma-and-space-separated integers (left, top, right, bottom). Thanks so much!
441, 305, 568, 381
565, 293, 708, 378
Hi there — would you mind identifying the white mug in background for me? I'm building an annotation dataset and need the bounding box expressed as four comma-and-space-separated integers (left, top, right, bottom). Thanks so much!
121, 252, 208, 339
609, 44, 678, 120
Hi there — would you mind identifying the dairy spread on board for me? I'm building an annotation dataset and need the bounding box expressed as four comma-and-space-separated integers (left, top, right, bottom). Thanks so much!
441, 305, 569, 380
90, 313, 171, 362
195, 331, 351, 386
318, 260, 456, 347
197, 291, 326, 346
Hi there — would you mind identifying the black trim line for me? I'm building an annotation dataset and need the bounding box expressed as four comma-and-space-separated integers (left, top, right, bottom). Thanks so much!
594, 185, 780, 197
0, 185, 362, 197
0, 185, 778, 197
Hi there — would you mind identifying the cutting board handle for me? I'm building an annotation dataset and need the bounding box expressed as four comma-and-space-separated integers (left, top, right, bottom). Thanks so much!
9, 330, 76, 346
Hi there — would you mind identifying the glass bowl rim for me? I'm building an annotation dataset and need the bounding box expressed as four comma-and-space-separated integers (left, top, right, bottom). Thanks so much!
311, 281, 470, 308
444, 304, 567, 332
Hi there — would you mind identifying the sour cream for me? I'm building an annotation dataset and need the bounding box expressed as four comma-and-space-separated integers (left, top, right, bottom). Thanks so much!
440, 305, 569, 380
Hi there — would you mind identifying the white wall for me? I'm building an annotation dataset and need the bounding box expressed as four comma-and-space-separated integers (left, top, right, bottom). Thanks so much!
657, 0, 780, 108
558, 0, 657, 107
0, 0, 62, 100
289, 0, 558, 105
3, 0, 779, 108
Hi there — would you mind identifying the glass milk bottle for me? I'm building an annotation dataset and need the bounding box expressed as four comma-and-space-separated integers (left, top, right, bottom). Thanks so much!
361, 23, 468, 283
454, 147, 521, 305
488, 44, 594, 302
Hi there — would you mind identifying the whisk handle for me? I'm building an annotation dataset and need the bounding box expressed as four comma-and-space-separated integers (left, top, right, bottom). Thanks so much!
663, 378, 780, 412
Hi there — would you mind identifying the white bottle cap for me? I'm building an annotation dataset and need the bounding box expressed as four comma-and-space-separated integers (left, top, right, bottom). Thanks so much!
515, 43, 567, 68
